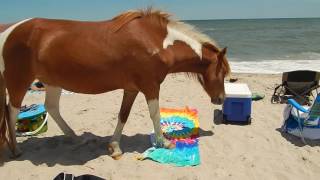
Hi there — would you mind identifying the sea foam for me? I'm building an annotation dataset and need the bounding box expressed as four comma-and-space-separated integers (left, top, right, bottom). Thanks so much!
229, 59, 320, 74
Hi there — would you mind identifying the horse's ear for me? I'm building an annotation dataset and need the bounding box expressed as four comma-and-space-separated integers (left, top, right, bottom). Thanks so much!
218, 47, 227, 60
203, 42, 220, 53
216, 47, 229, 76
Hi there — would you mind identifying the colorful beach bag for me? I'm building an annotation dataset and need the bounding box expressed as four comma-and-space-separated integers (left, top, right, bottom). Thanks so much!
140, 107, 200, 167
16, 104, 48, 136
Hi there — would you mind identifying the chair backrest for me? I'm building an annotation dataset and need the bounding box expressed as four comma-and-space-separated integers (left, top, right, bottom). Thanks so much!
282, 70, 320, 96
282, 70, 320, 83
309, 93, 320, 119
304, 93, 320, 127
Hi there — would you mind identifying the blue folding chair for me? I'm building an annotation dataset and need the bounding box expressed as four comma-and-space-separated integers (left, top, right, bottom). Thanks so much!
285, 93, 320, 143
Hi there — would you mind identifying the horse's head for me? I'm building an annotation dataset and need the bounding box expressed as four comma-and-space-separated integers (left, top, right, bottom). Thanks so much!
198, 44, 230, 105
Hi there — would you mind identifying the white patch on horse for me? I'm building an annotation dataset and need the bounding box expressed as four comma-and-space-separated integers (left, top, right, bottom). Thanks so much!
0, 18, 32, 74
163, 25, 202, 59
163, 21, 217, 60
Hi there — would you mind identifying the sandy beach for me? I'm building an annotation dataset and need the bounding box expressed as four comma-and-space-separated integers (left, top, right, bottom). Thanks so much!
1, 73, 320, 180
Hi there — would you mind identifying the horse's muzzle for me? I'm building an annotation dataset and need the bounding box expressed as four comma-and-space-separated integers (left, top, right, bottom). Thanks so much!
211, 97, 224, 105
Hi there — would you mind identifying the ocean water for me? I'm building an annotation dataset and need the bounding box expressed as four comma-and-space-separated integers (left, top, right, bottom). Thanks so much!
187, 18, 320, 74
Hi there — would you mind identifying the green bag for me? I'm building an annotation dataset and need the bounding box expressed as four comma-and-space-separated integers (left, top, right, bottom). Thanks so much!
16, 104, 48, 136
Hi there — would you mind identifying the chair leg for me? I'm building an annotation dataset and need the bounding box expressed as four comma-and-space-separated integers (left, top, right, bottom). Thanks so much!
271, 84, 283, 103
296, 109, 307, 144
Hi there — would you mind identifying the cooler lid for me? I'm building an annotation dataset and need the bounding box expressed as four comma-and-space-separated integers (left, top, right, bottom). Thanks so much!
224, 83, 252, 98
18, 104, 46, 120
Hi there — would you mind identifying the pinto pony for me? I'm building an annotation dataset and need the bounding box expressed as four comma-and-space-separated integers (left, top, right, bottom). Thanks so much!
0, 9, 230, 159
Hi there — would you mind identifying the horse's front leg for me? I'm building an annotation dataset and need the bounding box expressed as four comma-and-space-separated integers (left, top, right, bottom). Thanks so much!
146, 96, 175, 149
108, 90, 138, 159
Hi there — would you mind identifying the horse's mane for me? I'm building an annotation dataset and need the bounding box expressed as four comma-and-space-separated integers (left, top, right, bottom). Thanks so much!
111, 8, 218, 45
110, 8, 170, 33
111, 8, 230, 77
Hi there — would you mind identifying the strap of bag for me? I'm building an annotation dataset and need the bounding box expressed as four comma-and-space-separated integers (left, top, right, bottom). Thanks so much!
16, 112, 48, 137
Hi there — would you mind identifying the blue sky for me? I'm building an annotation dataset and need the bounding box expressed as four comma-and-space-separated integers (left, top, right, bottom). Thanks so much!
1, 0, 320, 23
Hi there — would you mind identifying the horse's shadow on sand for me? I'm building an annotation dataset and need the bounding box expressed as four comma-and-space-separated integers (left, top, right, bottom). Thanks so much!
2, 129, 213, 166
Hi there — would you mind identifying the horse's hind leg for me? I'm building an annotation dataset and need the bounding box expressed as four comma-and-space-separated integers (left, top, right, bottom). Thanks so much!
7, 81, 33, 157
44, 85, 76, 137
7, 103, 23, 156
108, 90, 138, 159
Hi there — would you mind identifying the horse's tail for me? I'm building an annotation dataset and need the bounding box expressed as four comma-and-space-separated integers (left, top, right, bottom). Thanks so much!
0, 73, 11, 153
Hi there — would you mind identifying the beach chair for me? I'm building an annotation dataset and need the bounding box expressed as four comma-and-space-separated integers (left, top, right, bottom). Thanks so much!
271, 70, 320, 105
282, 93, 320, 143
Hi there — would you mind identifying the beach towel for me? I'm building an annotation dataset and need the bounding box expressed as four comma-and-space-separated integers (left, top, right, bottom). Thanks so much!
140, 107, 200, 167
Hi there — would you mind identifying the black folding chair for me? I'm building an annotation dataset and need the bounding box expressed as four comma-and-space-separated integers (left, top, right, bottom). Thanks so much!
271, 70, 320, 105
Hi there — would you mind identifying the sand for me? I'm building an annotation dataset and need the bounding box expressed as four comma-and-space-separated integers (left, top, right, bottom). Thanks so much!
1, 73, 320, 180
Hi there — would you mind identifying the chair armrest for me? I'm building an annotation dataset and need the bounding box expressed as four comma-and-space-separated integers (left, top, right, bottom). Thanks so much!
287, 99, 309, 113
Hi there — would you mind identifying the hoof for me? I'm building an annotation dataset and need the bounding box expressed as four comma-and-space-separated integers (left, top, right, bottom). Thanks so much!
166, 142, 176, 149
155, 137, 175, 149
65, 133, 77, 139
10, 147, 22, 159
163, 139, 175, 149
108, 143, 123, 160
111, 153, 122, 160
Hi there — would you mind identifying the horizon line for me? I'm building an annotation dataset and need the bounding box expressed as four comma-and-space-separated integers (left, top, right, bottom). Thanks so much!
1, 16, 320, 24
183, 16, 320, 21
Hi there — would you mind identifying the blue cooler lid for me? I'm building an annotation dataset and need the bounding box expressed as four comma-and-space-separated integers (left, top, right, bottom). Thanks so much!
18, 104, 46, 120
